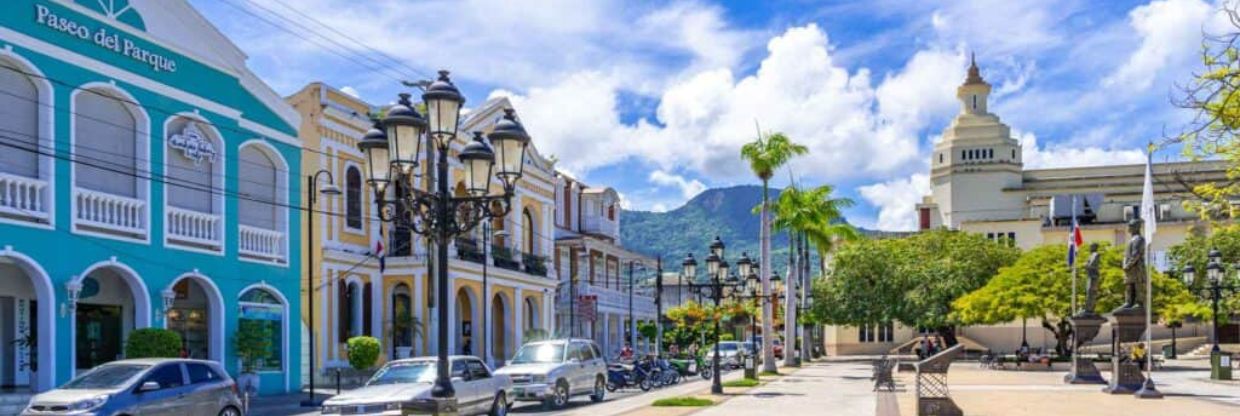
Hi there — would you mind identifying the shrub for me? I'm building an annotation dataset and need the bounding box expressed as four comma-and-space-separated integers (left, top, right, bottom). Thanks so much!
347, 336, 382, 371
652, 397, 714, 407
125, 328, 182, 359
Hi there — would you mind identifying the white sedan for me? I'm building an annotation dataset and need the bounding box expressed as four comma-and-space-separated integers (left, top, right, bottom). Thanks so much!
321, 355, 513, 416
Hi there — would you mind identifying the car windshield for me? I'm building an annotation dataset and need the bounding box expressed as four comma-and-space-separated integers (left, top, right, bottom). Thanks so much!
61, 364, 151, 389
511, 343, 565, 364
368, 361, 436, 386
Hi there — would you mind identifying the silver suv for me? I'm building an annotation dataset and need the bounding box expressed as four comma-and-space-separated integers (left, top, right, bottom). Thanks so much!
494, 339, 606, 410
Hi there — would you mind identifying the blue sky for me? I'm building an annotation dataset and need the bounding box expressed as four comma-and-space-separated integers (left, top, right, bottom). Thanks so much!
191, 0, 1226, 230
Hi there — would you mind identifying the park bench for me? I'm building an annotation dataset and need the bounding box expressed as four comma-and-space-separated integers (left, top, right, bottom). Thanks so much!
915, 344, 964, 416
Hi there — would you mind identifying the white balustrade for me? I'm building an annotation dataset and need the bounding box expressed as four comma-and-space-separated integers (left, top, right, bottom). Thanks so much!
239, 224, 285, 262
582, 215, 619, 238
166, 206, 221, 248
0, 173, 49, 221
74, 188, 146, 235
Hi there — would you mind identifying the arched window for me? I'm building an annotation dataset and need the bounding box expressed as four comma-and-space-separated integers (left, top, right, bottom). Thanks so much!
0, 64, 39, 177
239, 287, 284, 372
345, 166, 362, 229
75, 89, 140, 197
523, 208, 535, 254
238, 145, 278, 230
562, 182, 572, 227
524, 297, 538, 331
608, 204, 615, 221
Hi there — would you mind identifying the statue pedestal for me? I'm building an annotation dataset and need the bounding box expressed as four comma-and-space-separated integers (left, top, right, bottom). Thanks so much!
1065, 314, 1107, 385
1102, 308, 1147, 394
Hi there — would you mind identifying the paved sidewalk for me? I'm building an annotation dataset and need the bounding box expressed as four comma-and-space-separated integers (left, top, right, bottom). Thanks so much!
694, 362, 877, 416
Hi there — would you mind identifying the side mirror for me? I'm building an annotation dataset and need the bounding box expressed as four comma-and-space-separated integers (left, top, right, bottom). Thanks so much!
139, 381, 160, 392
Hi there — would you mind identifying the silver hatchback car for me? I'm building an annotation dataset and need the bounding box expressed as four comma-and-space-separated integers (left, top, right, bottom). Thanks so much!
22, 358, 243, 416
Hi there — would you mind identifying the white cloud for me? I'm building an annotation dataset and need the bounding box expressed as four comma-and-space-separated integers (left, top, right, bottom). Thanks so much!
1103, 0, 1215, 91
496, 24, 967, 185
339, 86, 360, 98
648, 170, 708, 200
858, 173, 931, 232
650, 203, 670, 213
1018, 131, 1146, 169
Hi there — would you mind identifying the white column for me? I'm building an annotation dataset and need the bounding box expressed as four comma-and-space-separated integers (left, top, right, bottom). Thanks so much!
329, 267, 339, 361
514, 287, 525, 352
543, 291, 553, 333
414, 274, 424, 356
446, 276, 456, 355
602, 313, 610, 355
371, 272, 383, 348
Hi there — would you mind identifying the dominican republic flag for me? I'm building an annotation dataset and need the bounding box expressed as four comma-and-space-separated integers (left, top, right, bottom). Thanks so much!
1067, 196, 1083, 267
375, 227, 386, 273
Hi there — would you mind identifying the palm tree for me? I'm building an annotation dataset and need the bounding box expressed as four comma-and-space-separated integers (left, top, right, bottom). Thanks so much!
739, 131, 806, 372
769, 184, 859, 362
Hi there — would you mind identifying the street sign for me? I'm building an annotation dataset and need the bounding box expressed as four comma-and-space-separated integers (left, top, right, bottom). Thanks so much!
578, 295, 598, 322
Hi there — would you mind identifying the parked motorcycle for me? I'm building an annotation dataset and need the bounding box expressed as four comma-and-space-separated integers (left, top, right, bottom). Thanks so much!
606, 360, 652, 392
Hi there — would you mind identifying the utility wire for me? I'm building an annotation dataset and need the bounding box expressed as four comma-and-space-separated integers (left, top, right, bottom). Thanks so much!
265, 0, 433, 81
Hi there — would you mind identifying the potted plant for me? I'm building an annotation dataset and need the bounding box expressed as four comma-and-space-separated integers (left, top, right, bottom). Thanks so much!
234, 320, 273, 395
387, 307, 422, 359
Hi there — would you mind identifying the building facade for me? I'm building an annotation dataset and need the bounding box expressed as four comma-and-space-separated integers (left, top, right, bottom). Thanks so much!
0, 0, 302, 394
289, 90, 558, 374
825, 58, 1223, 355
553, 174, 658, 358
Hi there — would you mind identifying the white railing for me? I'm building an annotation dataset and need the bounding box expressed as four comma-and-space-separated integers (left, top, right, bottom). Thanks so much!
582, 215, 619, 239
0, 173, 49, 221
166, 206, 222, 249
74, 188, 145, 236
239, 224, 285, 262
580, 284, 657, 315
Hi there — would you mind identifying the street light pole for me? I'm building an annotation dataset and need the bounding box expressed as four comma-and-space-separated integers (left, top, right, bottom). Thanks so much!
628, 261, 634, 352
1179, 249, 1240, 380
302, 169, 339, 407
357, 72, 531, 411
655, 257, 663, 358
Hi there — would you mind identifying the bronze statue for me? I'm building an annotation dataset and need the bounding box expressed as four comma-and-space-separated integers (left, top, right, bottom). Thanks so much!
1080, 242, 1101, 316
1121, 219, 1146, 309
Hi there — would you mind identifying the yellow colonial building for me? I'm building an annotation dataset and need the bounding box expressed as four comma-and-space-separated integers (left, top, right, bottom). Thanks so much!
289, 86, 557, 381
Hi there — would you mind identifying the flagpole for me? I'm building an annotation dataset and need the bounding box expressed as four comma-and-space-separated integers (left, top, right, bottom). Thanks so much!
1136, 140, 1162, 399
1071, 195, 1078, 320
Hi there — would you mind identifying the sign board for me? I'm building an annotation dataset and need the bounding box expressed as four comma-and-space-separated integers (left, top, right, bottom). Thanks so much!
577, 295, 597, 322
169, 122, 217, 165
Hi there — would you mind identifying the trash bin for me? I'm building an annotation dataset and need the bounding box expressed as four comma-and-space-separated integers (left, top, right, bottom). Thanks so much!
1212, 352, 1233, 381
1162, 344, 1176, 360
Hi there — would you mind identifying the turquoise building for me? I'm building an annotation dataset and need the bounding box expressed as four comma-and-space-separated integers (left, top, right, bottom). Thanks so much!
0, 0, 301, 395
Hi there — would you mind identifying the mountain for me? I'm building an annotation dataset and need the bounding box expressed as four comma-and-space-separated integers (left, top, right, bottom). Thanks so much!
621, 185, 794, 281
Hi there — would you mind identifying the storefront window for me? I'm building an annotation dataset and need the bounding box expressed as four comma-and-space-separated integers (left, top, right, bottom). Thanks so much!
239, 288, 283, 372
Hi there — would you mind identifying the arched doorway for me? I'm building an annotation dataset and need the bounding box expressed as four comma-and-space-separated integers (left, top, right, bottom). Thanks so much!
72, 261, 151, 374
391, 284, 413, 358
0, 249, 54, 392
455, 287, 476, 356
238, 285, 289, 392
491, 293, 509, 366
523, 297, 539, 333
163, 273, 224, 362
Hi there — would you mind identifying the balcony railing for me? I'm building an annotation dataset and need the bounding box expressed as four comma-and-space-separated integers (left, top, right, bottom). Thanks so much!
239, 224, 284, 263
492, 244, 521, 271
455, 237, 485, 263
582, 215, 619, 238
0, 172, 49, 222
166, 206, 222, 250
74, 188, 145, 237
522, 252, 548, 276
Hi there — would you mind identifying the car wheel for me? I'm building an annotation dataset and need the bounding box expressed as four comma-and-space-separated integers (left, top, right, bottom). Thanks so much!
490, 392, 508, 416
218, 406, 242, 416
544, 380, 569, 410
590, 377, 606, 402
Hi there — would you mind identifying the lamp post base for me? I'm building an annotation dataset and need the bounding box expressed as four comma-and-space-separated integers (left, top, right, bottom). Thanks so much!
1134, 379, 1163, 399
401, 397, 460, 416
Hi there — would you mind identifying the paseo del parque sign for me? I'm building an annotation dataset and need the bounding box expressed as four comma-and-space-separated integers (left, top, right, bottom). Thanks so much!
33, 3, 177, 73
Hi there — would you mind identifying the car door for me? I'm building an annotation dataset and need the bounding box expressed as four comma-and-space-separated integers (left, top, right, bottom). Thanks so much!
465, 359, 496, 415
589, 343, 606, 382
185, 363, 231, 415
449, 359, 478, 415
131, 363, 191, 416
568, 342, 589, 394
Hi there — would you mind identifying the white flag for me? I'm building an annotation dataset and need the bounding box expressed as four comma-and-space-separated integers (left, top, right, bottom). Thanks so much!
1140, 146, 1156, 241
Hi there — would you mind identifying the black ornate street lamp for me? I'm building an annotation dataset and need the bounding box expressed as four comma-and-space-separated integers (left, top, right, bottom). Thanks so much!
358, 71, 530, 410
728, 254, 783, 379
1181, 249, 1240, 371
302, 169, 339, 407
684, 236, 741, 395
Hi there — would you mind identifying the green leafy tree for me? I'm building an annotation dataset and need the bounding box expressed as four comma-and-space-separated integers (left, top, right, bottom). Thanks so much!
740, 131, 807, 370
1167, 224, 1240, 323
125, 328, 181, 359
346, 336, 382, 371
814, 229, 1021, 346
